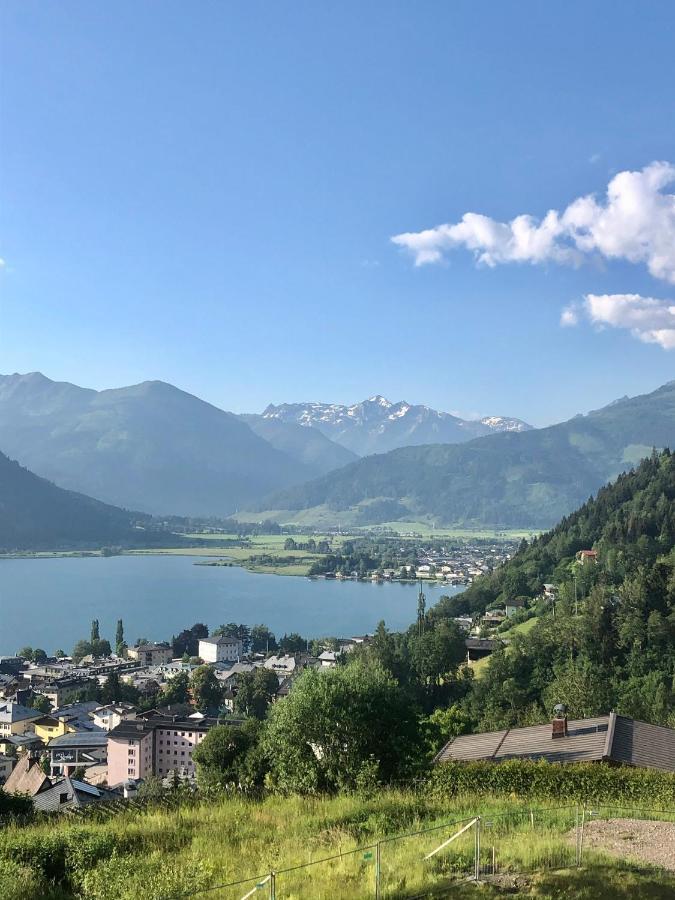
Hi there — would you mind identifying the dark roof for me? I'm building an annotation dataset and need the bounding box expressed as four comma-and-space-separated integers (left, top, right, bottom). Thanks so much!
435, 713, 675, 772
48, 731, 108, 749
109, 715, 229, 740
465, 638, 502, 651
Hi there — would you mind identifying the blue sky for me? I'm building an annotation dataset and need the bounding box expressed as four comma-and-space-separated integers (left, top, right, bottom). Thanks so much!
2, 1, 675, 426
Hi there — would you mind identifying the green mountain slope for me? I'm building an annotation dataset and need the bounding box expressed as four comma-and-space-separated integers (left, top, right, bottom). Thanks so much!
240, 414, 358, 474
0, 451, 152, 550
0, 373, 316, 517
254, 381, 675, 528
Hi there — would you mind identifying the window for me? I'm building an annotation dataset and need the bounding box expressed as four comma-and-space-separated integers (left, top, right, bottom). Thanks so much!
59, 793, 69, 804
128, 767, 134, 775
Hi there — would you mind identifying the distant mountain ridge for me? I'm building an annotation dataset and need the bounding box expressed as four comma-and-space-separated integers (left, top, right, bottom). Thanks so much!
0, 450, 151, 550
252, 380, 675, 529
261, 396, 531, 456
0, 373, 319, 517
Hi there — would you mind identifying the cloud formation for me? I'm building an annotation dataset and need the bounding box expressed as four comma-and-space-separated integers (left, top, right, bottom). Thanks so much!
392, 162, 675, 283
564, 293, 675, 349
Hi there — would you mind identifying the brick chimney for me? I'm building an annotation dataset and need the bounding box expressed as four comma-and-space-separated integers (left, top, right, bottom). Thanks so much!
551, 703, 568, 739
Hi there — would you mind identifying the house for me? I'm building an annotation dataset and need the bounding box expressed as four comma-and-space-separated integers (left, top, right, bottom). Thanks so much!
0, 754, 15, 784
32, 777, 116, 814
505, 597, 526, 617
3, 754, 51, 797
543, 583, 558, 600
465, 638, 503, 662
198, 636, 243, 663
91, 703, 137, 731
0, 701, 42, 736
48, 730, 108, 777
577, 549, 598, 564
434, 712, 675, 772
318, 651, 340, 668
107, 715, 229, 784
0, 732, 44, 756
32, 714, 75, 742
127, 642, 173, 666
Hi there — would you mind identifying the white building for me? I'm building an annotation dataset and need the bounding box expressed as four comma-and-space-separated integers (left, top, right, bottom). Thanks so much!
198, 636, 243, 664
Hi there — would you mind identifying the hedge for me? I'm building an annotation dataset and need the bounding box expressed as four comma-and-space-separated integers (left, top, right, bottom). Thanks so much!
428, 759, 675, 806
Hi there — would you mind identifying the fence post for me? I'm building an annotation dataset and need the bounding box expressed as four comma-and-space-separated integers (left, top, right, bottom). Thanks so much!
375, 840, 381, 899
578, 803, 587, 868
269, 870, 276, 900
474, 816, 481, 881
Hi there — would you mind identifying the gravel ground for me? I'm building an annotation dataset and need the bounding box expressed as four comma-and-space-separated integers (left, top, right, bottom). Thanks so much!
577, 818, 675, 872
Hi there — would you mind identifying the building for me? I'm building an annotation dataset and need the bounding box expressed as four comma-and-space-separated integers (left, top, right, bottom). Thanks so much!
435, 712, 675, 772
576, 549, 598, 564
198, 636, 243, 663
48, 730, 108, 777
0, 702, 42, 736
465, 638, 503, 662
32, 777, 116, 813
0, 754, 15, 783
33, 714, 75, 742
91, 703, 137, 731
107, 715, 225, 784
127, 642, 173, 666
35, 676, 93, 707
3, 754, 51, 797
505, 597, 526, 617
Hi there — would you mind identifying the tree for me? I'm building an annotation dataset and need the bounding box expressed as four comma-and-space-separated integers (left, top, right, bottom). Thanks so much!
91, 619, 100, 643
192, 719, 265, 790
72, 640, 92, 664
115, 619, 125, 656
189, 666, 223, 711
17, 647, 33, 661
250, 625, 277, 653
283, 538, 297, 550
173, 623, 208, 657
32, 649, 47, 665
29, 694, 51, 714
234, 668, 278, 719
160, 671, 190, 706
264, 660, 422, 793
279, 632, 306, 654
54, 649, 66, 659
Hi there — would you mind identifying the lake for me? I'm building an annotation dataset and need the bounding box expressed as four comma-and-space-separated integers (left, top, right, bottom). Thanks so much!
0, 554, 465, 655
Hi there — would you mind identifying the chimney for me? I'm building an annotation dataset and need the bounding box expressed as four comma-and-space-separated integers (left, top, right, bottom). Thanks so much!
552, 703, 568, 739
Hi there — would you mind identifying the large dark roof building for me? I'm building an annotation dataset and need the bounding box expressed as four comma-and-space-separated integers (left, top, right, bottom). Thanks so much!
435, 713, 675, 772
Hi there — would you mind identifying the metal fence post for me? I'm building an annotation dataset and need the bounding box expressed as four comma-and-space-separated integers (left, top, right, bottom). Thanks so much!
474, 816, 481, 881
578, 803, 587, 868
269, 870, 276, 900
375, 840, 381, 899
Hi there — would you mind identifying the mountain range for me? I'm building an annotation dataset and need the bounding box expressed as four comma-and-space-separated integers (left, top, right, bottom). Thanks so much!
259, 397, 531, 456
0, 374, 528, 518
253, 381, 675, 529
0, 373, 315, 517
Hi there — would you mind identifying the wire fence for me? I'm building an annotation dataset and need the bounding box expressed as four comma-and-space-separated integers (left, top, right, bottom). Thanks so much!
161, 802, 675, 899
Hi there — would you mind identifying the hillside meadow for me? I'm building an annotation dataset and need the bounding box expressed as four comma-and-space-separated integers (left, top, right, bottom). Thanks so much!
2, 786, 674, 900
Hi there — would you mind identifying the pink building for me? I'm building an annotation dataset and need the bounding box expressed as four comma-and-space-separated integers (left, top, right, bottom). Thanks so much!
107, 716, 219, 785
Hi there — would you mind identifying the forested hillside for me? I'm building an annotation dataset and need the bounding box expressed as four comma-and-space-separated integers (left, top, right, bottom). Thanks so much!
0, 452, 158, 550
426, 450, 675, 731
255, 380, 675, 528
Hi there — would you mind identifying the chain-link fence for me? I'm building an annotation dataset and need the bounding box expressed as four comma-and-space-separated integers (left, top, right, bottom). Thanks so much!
164, 803, 674, 899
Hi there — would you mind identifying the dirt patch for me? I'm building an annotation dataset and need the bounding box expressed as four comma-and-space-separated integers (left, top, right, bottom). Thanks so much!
575, 818, 675, 872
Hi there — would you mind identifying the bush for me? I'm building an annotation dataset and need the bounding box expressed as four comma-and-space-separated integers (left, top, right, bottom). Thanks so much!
429, 759, 675, 805
0, 859, 44, 900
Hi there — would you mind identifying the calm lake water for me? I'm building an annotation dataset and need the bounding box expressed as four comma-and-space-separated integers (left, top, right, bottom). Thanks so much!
0, 555, 465, 655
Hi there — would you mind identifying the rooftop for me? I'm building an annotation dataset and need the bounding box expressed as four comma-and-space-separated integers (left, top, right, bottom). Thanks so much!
435, 713, 675, 772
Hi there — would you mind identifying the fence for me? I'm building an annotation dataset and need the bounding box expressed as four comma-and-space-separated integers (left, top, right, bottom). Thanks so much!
163, 802, 675, 899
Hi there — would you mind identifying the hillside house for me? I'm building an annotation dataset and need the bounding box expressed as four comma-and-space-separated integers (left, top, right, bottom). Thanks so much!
0, 702, 42, 736
505, 597, 526, 617
577, 549, 598, 564
435, 712, 675, 772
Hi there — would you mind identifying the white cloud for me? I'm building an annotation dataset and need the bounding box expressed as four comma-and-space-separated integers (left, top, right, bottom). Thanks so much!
392, 161, 675, 283
565, 293, 675, 349
585, 293, 675, 349
560, 305, 579, 327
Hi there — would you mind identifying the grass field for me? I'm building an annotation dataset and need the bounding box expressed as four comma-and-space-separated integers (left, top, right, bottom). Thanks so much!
2, 791, 672, 899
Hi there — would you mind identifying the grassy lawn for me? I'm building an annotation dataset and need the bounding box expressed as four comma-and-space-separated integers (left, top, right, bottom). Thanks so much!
2, 791, 672, 899
500, 615, 540, 638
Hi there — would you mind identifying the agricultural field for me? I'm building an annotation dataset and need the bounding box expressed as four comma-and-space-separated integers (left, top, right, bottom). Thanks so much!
129, 533, 350, 576
2, 790, 673, 899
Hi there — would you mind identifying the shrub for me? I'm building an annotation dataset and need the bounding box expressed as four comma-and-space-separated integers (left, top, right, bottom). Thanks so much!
429, 759, 675, 806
